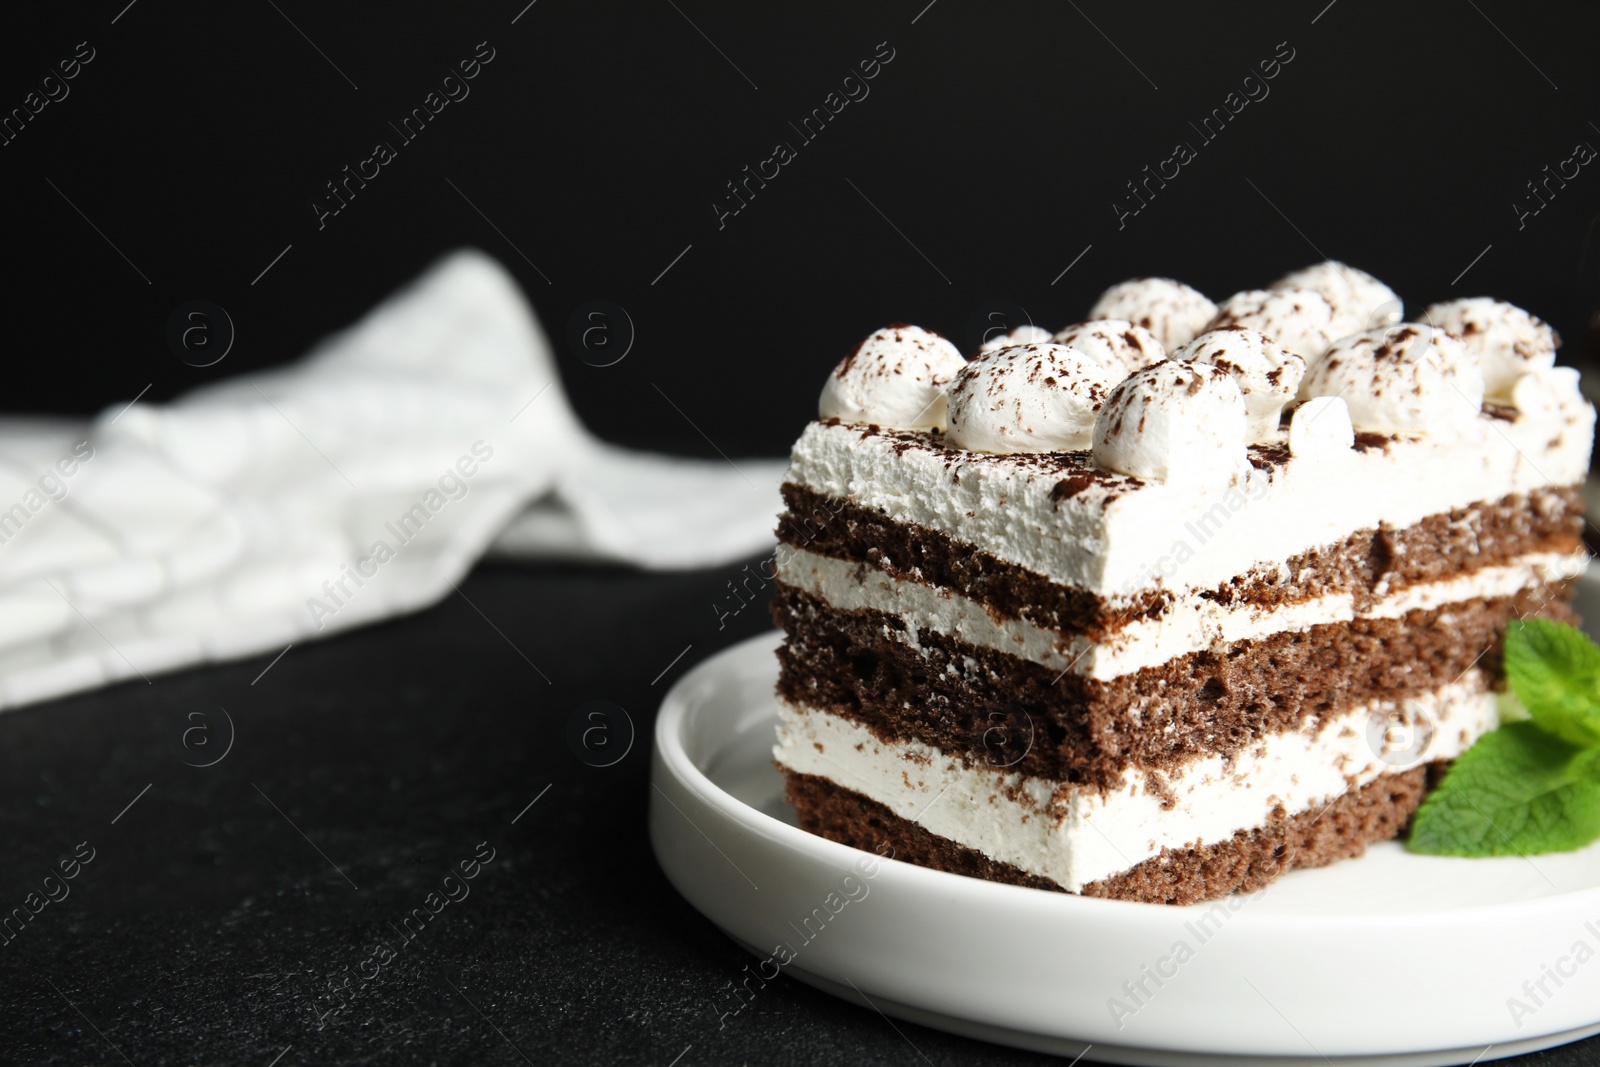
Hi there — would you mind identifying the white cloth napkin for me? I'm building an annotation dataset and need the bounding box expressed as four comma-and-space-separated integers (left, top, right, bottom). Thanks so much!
0, 250, 785, 710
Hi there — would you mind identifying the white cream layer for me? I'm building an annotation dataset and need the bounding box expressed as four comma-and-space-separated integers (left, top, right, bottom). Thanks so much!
774, 679, 1496, 892
777, 544, 1588, 681
785, 382, 1592, 603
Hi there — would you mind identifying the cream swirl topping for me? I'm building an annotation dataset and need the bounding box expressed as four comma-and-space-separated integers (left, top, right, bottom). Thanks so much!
1422, 297, 1558, 399
818, 324, 966, 429
976, 324, 1053, 356
1271, 261, 1402, 330
1051, 319, 1166, 380
1088, 278, 1218, 349
1205, 288, 1356, 362
947, 343, 1118, 453
1092, 361, 1248, 484
1302, 325, 1484, 436
1174, 327, 1305, 442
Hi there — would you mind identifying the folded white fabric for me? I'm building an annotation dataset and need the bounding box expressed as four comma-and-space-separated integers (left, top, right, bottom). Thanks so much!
0, 250, 784, 710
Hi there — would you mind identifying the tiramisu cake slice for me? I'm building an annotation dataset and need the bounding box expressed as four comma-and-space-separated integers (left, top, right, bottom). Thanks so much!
771, 264, 1594, 905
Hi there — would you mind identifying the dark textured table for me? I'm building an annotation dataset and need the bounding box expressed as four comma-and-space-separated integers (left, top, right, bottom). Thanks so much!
1, 558, 1596, 1066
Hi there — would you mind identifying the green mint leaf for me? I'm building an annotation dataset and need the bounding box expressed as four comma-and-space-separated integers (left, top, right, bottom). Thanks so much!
1577, 745, 1600, 783
1408, 721, 1600, 856
1503, 618, 1600, 747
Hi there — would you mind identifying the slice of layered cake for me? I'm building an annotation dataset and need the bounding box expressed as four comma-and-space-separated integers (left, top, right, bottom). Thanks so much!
772, 265, 1594, 904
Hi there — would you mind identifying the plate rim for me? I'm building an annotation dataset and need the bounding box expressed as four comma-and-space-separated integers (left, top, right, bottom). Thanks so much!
652, 629, 1600, 1061
656, 629, 1600, 926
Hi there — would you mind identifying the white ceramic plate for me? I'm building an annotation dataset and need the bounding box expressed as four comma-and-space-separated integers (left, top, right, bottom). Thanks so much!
650, 580, 1600, 1066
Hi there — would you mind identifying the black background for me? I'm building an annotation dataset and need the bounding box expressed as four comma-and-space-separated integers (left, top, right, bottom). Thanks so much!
2, 1, 1600, 1064
2, 0, 1599, 453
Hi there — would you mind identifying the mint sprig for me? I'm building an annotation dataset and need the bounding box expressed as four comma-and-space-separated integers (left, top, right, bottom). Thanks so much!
1502, 617, 1600, 746
1409, 618, 1600, 857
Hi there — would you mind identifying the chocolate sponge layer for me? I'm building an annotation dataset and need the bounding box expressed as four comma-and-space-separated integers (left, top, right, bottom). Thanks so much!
773, 582, 1573, 789
783, 767, 1430, 906
778, 482, 1583, 641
